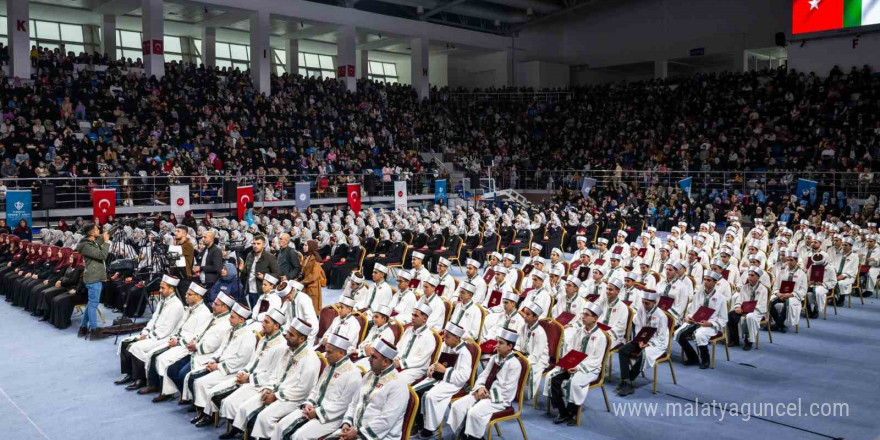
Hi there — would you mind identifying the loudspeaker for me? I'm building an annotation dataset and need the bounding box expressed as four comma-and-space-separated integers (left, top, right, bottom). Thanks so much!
224, 180, 238, 202
482, 155, 494, 167
775, 32, 786, 47
42, 183, 56, 209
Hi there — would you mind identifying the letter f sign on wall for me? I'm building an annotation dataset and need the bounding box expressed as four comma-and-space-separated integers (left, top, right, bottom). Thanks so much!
17, 20, 26, 32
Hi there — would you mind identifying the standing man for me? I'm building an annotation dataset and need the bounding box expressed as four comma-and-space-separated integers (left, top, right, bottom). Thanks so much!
239, 235, 281, 309
277, 233, 303, 281
174, 225, 195, 281
194, 230, 223, 290
76, 222, 110, 338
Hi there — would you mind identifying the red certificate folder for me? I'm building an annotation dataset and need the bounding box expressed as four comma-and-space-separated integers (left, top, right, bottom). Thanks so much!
480, 340, 498, 354
522, 264, 534, 276
690, 306, 715, 322
577, 266, 590, 281
486, 290, 502, 308
556, 312, 576, 326
657, 296, 674, 311
586, 293, 600, 302
740, 301, 757, 314
859, 264, 870, 275
780, 281, 795, 294
613, 246, 623, 255
409, 279, 421, 289
638, 248, 647, 258
632, 326, 657, 345
594, 258, 606, 267
556, 350, 587, 370
432, 352, 459, 380
809, 265, 825, 283
483, 268, 495, 283
436, 285, 446, 296
721, 269, 730, 280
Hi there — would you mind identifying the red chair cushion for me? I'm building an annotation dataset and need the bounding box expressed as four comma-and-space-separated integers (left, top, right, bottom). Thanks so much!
491, 406, 515, 419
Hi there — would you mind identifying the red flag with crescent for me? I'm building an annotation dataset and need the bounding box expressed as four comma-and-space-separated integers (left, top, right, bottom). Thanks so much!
237, 186, 254, 220
347, 183, 361, 215
92, 189, 116, 224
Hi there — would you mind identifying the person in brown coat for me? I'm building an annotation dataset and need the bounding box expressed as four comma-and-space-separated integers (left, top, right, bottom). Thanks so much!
301, 239, 326, 313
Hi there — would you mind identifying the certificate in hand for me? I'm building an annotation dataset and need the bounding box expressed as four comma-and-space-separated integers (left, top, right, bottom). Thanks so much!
740, 301, 757, 314
556, 350, 587, 370
555, 312, 575, 326
432, 352, 459, 380
690, 306, 715, 323
780, 280, 795, 294
809, 265, 825, 283
486, 290, 503, 308
632, 326, 657, 346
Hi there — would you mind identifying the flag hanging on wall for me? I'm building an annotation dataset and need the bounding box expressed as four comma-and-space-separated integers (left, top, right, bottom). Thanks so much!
92, 189, 116, 224
347, 183, 361, 215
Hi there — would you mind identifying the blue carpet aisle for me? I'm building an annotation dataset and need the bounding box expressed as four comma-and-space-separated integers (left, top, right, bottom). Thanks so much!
2, 266, 879, 440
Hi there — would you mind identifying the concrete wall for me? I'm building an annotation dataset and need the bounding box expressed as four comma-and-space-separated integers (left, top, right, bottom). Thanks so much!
516, 60, 570, 89
448, 50, 510, 89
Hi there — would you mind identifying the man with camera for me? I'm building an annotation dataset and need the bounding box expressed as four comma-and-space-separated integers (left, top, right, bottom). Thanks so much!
76, 223, 110, 339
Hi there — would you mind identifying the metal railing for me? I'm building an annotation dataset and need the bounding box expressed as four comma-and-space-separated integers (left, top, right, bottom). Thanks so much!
0, 172, 445, 211
438, 91, 574, 104
485, 169, 880, 201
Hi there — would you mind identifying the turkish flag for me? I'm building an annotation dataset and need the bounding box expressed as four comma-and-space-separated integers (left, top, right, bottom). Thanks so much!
347, 183, 361, 215
792, 0, 844, 34
237, 186, 254, 220
92, 189, 116, 225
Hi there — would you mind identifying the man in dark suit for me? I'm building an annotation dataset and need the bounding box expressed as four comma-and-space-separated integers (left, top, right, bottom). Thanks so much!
277, 233, 302, 281
194, 230, 223, 290
238, 234, 281, 308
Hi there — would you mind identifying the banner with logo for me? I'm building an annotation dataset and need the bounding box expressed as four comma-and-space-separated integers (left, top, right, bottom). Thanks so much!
434, 179, 447, 205
295, 182, 311, 211
92, 188, 116, 224
170, 185, 189, 219
678, 177, 693, 200
347, 183, 361, 215
394, 181, 407, 211
236, 186, 254, 221
580, 177, 597, 199
6, 190, 32, 228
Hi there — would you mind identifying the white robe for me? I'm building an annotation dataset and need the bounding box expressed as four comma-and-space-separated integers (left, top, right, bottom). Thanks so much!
389, 289, 417, 325
157, 311, 231, 396
146, 303, 212, 385
361, 281, 393, 317
673, 288, 728, 346
448, 301, 482, 341
632, 305, 669, 369
395, 325, 438, 384
807, 263, 837, 314
772, 266, 808, 327
421, 341, 474, 431
731, 282, 768, 343
284, 292, 319, 346
420, 293, 447, 332
544, 325, 608, 405
448, 352, 523, 438
216, 331, 289, 418
515, 321, 548, 400
318, 314, 363, 352
272, 357, 362, 440
480, 310, 524, 344
183, 324, 257, 403
519, 286, 551, 319
334, 367, 409, 440
123, 295, 185, 361
234, 344, 322, 434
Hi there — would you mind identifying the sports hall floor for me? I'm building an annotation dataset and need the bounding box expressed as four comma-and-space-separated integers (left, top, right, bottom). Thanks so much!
2, 263, 878, 440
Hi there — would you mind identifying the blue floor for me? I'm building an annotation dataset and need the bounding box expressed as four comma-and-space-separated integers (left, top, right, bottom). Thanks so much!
2, 267, 879, 440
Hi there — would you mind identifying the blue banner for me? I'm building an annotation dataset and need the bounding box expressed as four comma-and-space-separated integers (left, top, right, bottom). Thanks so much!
6, 190, 32, 228
796, 178, 818, 201
435, 179, 447, 205
295, 182, 311, 211
678, 177, 693, 199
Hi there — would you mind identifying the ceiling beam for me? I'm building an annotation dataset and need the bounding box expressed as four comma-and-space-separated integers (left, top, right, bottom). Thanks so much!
509, 0, 599, 33
93, 0, 141, 16
421, 0, 470, 20
198, 10, 251, 27
357, 37, 405, 50
280, 23, 339, 39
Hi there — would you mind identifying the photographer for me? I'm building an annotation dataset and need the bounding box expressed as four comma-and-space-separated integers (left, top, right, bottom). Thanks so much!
194, 230, 222, 289
173, 225, 194, 279
75, 223, 110, 338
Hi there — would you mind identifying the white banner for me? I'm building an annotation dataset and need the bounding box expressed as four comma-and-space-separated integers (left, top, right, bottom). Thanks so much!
170, 185, 190, 219
394, 181, 407, 211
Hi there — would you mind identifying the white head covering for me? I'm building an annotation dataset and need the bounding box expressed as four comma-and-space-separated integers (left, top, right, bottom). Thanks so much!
162, 275, 180, 287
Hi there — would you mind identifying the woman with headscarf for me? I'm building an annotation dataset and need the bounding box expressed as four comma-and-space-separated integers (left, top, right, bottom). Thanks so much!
328, 234, 363, 289
47, 252, 87, 329
30, 247, 73, 317
321, 231, 350, 277
317, 230, 332, 258
13, 219, 32, 241
300, 239, 326, 313
9, 245, 51, 306
14, 245, 60, 309
183, 211, 198, 230
207, 262, 241, 303
202, 212, 215, 228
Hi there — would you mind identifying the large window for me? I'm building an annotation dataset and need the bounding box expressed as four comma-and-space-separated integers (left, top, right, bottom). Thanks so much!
0, 17, 88, 55
368, 60, 399, 83
298, 52, 335, 78
115, 31, 184, 63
